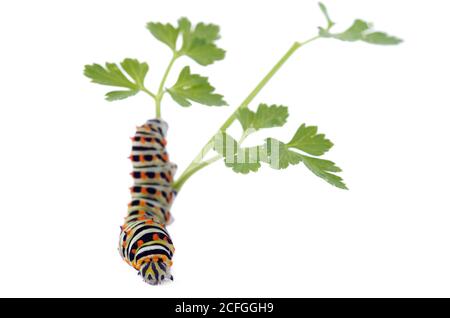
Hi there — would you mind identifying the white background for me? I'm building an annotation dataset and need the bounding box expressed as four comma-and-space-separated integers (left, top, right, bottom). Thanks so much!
1, 0, 449, 297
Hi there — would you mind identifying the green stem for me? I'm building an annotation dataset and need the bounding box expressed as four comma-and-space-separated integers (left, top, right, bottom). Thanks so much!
172, 36, 320, 192
238, 129, 252, 145
142, 88, 156, 99
173, 155, 221, 192
155, 52, 178, 118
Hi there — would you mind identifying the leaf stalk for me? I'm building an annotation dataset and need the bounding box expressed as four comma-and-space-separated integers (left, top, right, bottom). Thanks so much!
155, 52, 178, 117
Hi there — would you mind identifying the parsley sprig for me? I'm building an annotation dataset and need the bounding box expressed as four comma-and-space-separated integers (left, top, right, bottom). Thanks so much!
84, 2, 402, 192
84, 17, 226, 117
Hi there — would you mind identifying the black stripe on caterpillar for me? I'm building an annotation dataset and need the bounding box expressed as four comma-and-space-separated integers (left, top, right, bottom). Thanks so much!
118, 119, 177, 285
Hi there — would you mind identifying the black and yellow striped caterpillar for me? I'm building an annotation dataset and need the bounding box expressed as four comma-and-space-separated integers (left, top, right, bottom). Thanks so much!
119, 119, 177, 285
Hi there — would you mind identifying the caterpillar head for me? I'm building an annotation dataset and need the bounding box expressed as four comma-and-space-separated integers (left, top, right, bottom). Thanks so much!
138, 258, 173, 285
119, 218, 175, 285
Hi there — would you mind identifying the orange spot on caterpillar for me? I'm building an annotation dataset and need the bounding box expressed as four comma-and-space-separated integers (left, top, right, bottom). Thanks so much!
161, 138, 167, 146
140, 200, 146, 206
152, 234, 159, 241
140, 137, 145, 143
138, 210, 145, 215
131, 249, 136, 254
155, 173, 160, 179
162, 154, 169, 161
152, 256, 159, 262
137, 240, 144, 247
139, 154, 145, 163
161, 255, 167, 262
142, 187, 148, 194
145, 220, 154, 225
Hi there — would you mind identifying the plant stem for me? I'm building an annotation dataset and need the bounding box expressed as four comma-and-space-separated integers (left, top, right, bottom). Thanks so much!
155, 52, 178, 118
172, 35, 320, 192
238, 129, 252, 145
142, 88, 156, 99
173, 155, 221, 192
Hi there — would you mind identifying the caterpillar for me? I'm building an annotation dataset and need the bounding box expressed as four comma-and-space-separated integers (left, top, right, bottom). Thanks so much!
118, 118, 177, 285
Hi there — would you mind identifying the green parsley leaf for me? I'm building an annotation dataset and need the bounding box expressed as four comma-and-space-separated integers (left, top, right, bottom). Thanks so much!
287, 124, 333, 156
146, 22, 179, 50
318, 2, 335, 29
120, 58, 149, 89
236, 108, 255, 131
105, 90, 139, 101
145, 18, 226, 65
84, 63, 136, 89
236, 104, 288, 131
263, 138, 303, 169
178, 17, 225, 66
362, 32, 403, 45
167, 66, 227, 107
84, 59, 149, 101
320, 19, 402, 45
253, 104, 289, 130
300, 155, 347, 189
264, 138, 347, 189
213, 132, 239, 157
193, 22, 220, 42
213, 133, 261, 173
178, 17, 191, 34
225, 147, 261, 174
212, 131, 347, 188
335, 19, 371, 41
